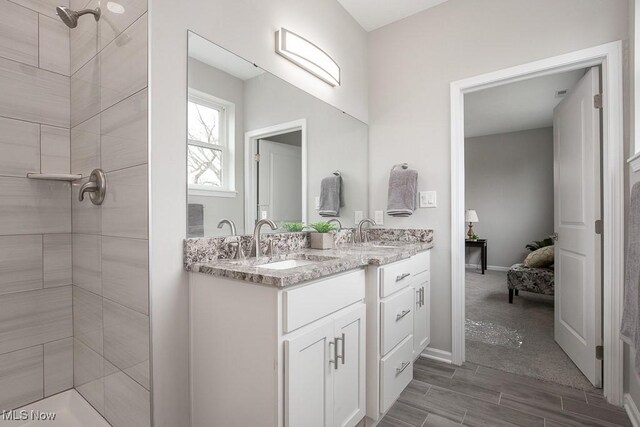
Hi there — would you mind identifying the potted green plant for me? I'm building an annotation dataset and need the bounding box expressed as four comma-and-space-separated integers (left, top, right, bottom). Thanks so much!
308, 221, 336, 249
282, 222, 306, 232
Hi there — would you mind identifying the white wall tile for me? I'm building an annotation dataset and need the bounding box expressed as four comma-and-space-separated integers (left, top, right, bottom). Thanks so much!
0, 235, 42, 295
103, 299, 149, 389
0, 177, 70, 235
71, 55, 100, 127
69, 0, 97, 75
0, 286, 72, 355
101, 88, 147, 172
0, 56, 69, 127
0, 0, 38, 66
99, 0, 147, 51
72, 234, 101, 294
102, 165, 147, 239
100, 13, 147, 111
39, 14, 70, 76
0, 346, 43, 410
44, 337, 72, 396
73, 286, 102, 354
104, 370, 150, 427
10, 0, 68, 19
41, 125, 70, 174
71, 114, 100, 177
102, 236, 148, 314
0, 116, 40, 177
44, 233, 72, 288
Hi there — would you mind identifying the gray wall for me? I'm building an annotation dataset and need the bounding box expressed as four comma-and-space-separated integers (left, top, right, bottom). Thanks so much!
70, 4, 150, 426
188, 57, 246, 236
0, 0, 72, 410
368, 0, 629, 353
465, 128, 554, 268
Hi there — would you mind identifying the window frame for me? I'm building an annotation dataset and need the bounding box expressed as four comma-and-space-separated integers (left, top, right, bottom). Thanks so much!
187, 89, 236, 198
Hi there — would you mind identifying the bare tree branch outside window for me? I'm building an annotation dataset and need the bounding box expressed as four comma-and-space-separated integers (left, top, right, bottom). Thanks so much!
188, 101, 224, 187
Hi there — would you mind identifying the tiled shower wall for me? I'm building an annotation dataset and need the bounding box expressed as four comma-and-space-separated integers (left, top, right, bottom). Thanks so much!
0, 0, 73, 410
69, 0, 150, 425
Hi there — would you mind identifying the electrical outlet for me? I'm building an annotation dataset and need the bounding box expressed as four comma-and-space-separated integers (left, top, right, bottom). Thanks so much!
374, 210, 384, 225
419, 191, 437, 208
354, 210, 363, 223
315, 196, 320, 210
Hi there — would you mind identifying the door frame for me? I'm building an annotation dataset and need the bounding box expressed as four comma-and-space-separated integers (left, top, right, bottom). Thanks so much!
244, 119, 307, 231
450, 41, 624, 404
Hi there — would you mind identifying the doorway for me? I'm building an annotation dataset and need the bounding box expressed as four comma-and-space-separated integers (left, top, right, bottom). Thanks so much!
244, 119, 307, 230
450, 41, 624, 404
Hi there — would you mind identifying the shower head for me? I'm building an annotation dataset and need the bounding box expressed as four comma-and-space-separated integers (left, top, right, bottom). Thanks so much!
55, 6, 101, 29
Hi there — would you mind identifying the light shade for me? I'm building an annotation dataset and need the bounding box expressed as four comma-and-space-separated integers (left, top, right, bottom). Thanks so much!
465, 209, 479, 223
275, 28, 340, 87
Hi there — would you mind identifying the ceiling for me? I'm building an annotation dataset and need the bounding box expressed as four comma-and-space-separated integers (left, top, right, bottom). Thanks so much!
188, 32, 264, 81
464, 69, 586, 139
337, 0, 449, 31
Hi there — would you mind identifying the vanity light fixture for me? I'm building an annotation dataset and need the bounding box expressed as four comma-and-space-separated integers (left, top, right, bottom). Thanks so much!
275, 28, 340, 87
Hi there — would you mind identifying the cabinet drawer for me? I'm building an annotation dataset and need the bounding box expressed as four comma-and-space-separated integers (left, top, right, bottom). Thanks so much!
412, 250, 430, 275
283, 269, 365, 333
380, 258, 413, 298
381, 287, 414, 354
380, 335, 413, 413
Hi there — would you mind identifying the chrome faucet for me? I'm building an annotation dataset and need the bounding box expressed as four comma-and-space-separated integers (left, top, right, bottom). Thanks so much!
327, 218, 343, 230
251, 219, 278, 257
357, 218, 376, 243
217, 218, 237, 236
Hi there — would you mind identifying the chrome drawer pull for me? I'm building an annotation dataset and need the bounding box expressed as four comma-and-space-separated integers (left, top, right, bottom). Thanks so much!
336, 333, 345, 365
396, 309, 411, 321
420, 287, 425, 307
396, 273, 410, 282
396, 361, 411, 376
329, 340, 338, 370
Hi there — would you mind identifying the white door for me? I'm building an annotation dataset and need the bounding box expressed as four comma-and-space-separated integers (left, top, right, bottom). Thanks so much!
258, 139, 302, 223
285, 318, 335, 427
333, 304, 366, 427
553, 67, 602, 387
412, 272, 430, 357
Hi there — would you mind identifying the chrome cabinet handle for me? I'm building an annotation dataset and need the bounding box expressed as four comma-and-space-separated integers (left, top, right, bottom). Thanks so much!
396, 273, 410, 282
336, 333, 345, 365
396, 309, 411, 321
420, 287, 425, 307
329, 340, 337, 370
416, 289, 421, 307
396, 361, 411, 376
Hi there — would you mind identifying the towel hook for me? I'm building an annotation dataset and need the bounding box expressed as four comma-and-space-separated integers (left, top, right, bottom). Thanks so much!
333, 170, 341, 176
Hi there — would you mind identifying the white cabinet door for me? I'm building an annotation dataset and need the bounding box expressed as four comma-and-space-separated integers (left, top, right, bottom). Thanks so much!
333, 304, 366, 427
285, 318, 335, 427
412, 272, 430, 357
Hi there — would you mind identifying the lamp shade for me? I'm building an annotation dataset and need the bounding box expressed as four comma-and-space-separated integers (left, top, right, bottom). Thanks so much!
465, 209, 479, 223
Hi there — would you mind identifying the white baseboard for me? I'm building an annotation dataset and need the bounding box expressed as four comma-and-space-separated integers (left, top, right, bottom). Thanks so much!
420, 347, 453, 364
625, 394, 640, 427
465, 264, 511, 272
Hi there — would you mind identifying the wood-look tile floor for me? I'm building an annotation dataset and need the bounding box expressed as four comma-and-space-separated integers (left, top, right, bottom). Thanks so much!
379, 357, 631, 427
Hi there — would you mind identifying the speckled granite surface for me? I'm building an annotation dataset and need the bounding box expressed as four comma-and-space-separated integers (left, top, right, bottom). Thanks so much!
185, 228, 434, 287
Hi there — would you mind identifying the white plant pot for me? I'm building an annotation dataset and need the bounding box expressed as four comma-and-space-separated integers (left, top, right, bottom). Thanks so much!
310, 233, 334, 250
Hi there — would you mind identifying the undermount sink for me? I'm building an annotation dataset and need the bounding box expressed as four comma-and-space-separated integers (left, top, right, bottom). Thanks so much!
256, 259, 319, 270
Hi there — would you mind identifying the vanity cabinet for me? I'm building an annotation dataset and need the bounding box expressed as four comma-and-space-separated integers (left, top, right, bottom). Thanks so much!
286, 304, 365, 427
365, 249, 431, 425
190, 268, 366, 427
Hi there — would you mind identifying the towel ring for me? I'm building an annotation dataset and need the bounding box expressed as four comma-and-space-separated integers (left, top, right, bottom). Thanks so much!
333, 170, 341, 176
392, 163, 409, 170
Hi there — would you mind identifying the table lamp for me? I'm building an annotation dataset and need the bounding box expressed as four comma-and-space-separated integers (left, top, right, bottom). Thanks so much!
465, 209, 479, 239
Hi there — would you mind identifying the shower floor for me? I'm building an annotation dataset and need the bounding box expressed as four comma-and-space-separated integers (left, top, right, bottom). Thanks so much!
3, 390, 109, 426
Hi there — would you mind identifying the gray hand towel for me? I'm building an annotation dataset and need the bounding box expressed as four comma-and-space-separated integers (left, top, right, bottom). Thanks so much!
188, 203, 204, 237
386, 165, 418, 217
622, 182, 640, 373
319, 175, 344, 217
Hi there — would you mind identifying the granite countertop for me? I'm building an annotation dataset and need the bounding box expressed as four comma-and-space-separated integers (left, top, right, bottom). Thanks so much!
190, 240, 433, 288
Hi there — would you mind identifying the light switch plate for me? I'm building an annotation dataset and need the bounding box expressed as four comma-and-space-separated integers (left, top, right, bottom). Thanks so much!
354, 210, 363, 223
315, 196, 320, 210
374, 210, 384, 225
419, 191, 437, 208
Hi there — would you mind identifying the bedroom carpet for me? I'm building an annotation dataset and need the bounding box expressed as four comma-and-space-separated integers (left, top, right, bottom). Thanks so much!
465, 269, 595, 391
